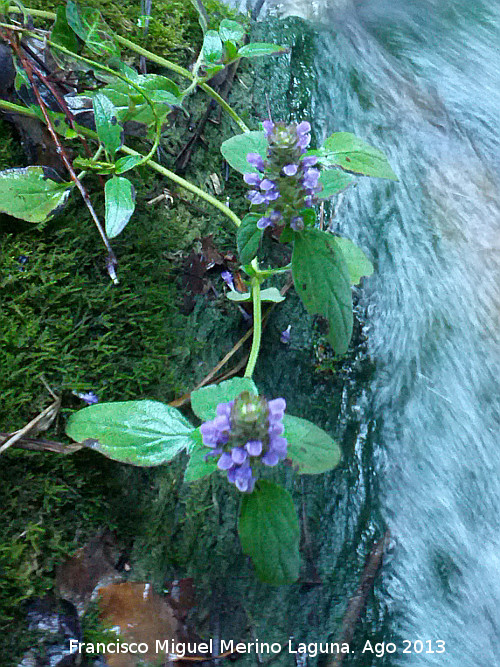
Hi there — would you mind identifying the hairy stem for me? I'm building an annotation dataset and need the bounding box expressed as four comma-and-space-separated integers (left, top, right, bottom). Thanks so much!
244, 272, 263, 379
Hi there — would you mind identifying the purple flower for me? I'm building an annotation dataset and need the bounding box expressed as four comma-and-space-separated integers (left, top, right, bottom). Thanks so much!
246, 153, 265, 171
262, 120, 275, 137
221, 270, 235, 290
199, 392, 288, 492
302, 168, 320, 189
257, 216, 273, 229
283, 163, 298, 176
247, 190, 267, 205
296, 121, 311, 136
290, 216, 304, 231
243, 173, 262, 186
260, 178, 276, 191
280, 325, 291, 344
301, 155, 318, 167
75, 391, 99, 405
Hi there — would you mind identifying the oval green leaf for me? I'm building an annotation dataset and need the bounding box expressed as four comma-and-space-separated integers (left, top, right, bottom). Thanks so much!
0, 166, 72, 223
190, 377, 258, 421
65, 400, 195, 466
238, 480, 300, 585
184, 429, 218, 482
105, 176, 136, 238
93, 92, 123, 156
114, 155, 142, 175
237, 213, 263, 264
292, 229, 353, 355
220, 131, 267, 174
333, 237, 374, 285
319, 132, 398, 180
284, 414, 341, 474
318, 169, 355, 199
219, 19, 245, 44
202, 30, 223, 63
237, 43, 288, 59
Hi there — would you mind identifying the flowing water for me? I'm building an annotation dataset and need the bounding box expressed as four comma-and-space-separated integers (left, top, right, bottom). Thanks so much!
225, 0, 500, 664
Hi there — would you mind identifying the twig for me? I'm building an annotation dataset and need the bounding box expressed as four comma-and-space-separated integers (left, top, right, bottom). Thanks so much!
0, 433, 82, 454
327, 531, 390, 667
0, 398, 61, 454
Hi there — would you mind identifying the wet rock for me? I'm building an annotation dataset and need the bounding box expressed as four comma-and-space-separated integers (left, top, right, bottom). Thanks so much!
18, 596, 82, 667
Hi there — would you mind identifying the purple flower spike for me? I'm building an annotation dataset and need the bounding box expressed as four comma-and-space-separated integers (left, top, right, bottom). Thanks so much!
246, 153, 265, 171
262, 120, 275, 136
283, 163, 298, 176
243, 173, 262, 186
199, 391, 287, 492
221, 271, 234, 290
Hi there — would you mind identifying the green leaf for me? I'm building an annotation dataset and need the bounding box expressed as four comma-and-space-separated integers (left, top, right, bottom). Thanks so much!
318, 169, 355, 199
237, 43, 288, 59
51, 5, 81, 54
202, 30, 223, 62
227, 287, 285, 303
93, 92, 123, 157
219, 19, 245, 44
223, 40, 239, 62
220, 131, 267, 174
114, 155, 142, 175
66, 0, 120, 59
191, 377, 258, 421
0, 167, 72, 223
292, 229, 352, 354
190, 0, 208, 34
237, 213, 262, 264
333, 237, 374, 285
238, 480, 300, 584
105, 176, 136, 238
283, 414, 341, 474
65, 400, 195, 466
184, 429, 218, 482
318, 132, 398, 180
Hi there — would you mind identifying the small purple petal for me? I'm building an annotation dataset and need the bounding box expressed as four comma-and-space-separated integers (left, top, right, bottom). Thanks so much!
268, 422, 285, 436
268, 397, 286, 421
257, 216, 273, 229
296, 121, 311, 135
301, 155, 318, 167
283, 164, 298, 176
221, 271, 234, 290
297, 134, 311, 149
269, 436, 288, 457
246, 153, 265, 171
245, 440, 263, 456
265, 190, 280, 202
280, 325, 291, 344
262, 120, 275, 136
216, 401, 233, 417
269, 210, 283, 223
290, 216, 304, 231
262, 451, 280, 467
260, 178, 276, 191
247, 190, 267, 205
243, 173, 262, 186
76, 391, 99, 405
303, 168, 320, 188
200, 422, 218, 446
231, 447, 248, 464
217, 452, 234, 470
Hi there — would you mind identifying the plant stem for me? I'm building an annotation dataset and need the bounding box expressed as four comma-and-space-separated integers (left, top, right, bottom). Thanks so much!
0, 98, 242, 228
7, 6, 251, 134
244, 272, 263, 379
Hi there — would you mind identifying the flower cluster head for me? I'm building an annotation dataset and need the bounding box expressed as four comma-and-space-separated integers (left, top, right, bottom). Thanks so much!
200, 391, 287, 493
243, 120, 322, 232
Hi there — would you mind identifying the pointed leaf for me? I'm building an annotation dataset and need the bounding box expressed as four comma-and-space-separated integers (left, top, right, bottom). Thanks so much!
219, 19, 245, 44
284, 414, 341, 474
318, 169, 355, 199
0, 167, 72, 223
105, 176, 136, 238
292, 229, 352, 354
66, 0, 120, 59
184, 429, 218, 482
238, 481, 300, 584
51, 5, 81, 54
114, 155, 142, 175
237, 213, 262, 264
202, 30, 223, 63
334, 237, 374, 284
220, 131, 267, 174
65, 400, 195, 466
318, 132, 398, 180
93, 92, 123, 156
237, 43, 288, 59
191, 378, 258, 421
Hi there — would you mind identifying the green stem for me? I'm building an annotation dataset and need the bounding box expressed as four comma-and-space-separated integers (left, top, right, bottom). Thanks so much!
7, 6, 251, 134
0, 98, 242, 228
244, 271, 263, 379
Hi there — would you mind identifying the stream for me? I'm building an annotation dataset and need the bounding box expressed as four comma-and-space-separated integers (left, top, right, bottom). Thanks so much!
219, 0, 500, 664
